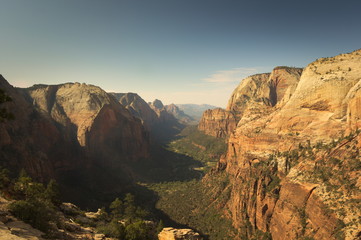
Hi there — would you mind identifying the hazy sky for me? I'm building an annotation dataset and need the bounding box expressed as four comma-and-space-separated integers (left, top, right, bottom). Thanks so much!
1, 0, 360, 107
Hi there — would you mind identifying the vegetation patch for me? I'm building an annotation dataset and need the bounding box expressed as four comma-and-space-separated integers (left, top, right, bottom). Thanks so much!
148, 173, 235, 240
168, 125, 227, 173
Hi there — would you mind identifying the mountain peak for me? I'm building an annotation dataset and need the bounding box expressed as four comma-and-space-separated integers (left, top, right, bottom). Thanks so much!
152, 99, 164, 109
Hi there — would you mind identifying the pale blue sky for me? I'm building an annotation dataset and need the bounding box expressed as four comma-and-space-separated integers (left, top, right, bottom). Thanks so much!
1, 0, 360, 107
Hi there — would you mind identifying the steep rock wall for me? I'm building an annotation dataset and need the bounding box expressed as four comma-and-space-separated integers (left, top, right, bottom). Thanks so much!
110, 92, 159, 131
26, 83, 149, 165
0, 78, 150, 191
210, 49, 361, 240
198, 108, 237, 138
198, 67, 302, 138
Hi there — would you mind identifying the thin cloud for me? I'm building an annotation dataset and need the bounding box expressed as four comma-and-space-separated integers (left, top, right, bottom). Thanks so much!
203, 67, 259, 83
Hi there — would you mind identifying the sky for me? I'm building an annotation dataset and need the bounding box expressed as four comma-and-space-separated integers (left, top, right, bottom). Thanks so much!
0, 0, 360, 107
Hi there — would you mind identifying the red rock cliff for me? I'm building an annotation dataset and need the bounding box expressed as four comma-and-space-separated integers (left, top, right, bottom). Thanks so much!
198, 67, 302, 138
26, 83, 150, 165
208, 50, 361, 240
0, 78, 150, 185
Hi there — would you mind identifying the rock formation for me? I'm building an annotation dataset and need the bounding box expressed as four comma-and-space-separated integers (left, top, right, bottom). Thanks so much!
158, 227, 203, 240
205, 49, 361, 239
110, 92, 159, 131
198, 108, 236, 138
198, 67, 303, 138
0, 78, 150, 206
25, 83, 149, 166
111, 93, 186, 141
0, 197, 116, 240
150, 99, 176, 123
164, 104, 195, 124
0, 76, 66, 181
148, 99, 185, 142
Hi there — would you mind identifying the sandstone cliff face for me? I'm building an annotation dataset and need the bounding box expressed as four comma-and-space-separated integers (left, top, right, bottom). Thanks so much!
0, 78, 151, 206
110, 92, 159, 131
150, 99, 178, 124
26, 83, 149, 165
208, 50, 361, 240
111, 94, 185, 142
164, 104, 195, 124
149, 99, 185, 141
198, 67, 302, 138
198, 108, 236, 138
0, 76, 69, 181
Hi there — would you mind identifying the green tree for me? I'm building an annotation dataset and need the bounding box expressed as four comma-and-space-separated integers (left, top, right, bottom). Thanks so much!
97, 218, 125, 239
125, 220, 149, 240
124, 193, 137, 220
97, 206, 109, 221
9, 199, 56, 233
14, 169, 33, 197
24, 182, 47, 200
45, 179, 61, 206
123, 193, 149, 220
156, 219, 164, 234
0, 167, 10, 190
110, 197, 124, 219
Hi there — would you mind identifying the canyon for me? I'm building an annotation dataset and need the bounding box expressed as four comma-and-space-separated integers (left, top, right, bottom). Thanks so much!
0, 49, 360, 240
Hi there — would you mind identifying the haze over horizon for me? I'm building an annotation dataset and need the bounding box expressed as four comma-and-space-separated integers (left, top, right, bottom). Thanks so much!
1, 0, 360, 107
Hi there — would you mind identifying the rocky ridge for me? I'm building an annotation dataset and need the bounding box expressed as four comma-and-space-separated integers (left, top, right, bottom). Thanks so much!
164, 104, 195, 125
205, 49, 361, 239
198, 108, 236, 138
110, 92, 159, 131
110, 94, 186, 142
0, 78, 151, 206
26, 83, 149, 165
198, 67, 303, 138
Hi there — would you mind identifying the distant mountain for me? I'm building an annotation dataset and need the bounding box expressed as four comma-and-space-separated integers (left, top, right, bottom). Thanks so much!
110, 92, 159, 131
176, 104, 219, 121
110, 93, 185, 143
148, 99, 185, 142
164, 104, 195, 124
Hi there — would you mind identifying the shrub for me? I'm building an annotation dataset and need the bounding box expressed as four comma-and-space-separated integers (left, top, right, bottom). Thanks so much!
0, 167, 10, 190
97, 219, 125, 239
9, 199, 56, 233
125, 221, 150, 240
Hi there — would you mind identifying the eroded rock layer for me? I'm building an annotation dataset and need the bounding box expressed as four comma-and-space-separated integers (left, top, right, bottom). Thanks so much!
26, 83, 149, 165
207, 49, 361, 240
198, 67, 303, 138
0, 78, 150, 204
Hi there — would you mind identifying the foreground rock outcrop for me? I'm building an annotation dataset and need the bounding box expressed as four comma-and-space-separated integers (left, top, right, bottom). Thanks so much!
204, 49, 361, 239
158, 227, 203, 240
0, 197, 115, 240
